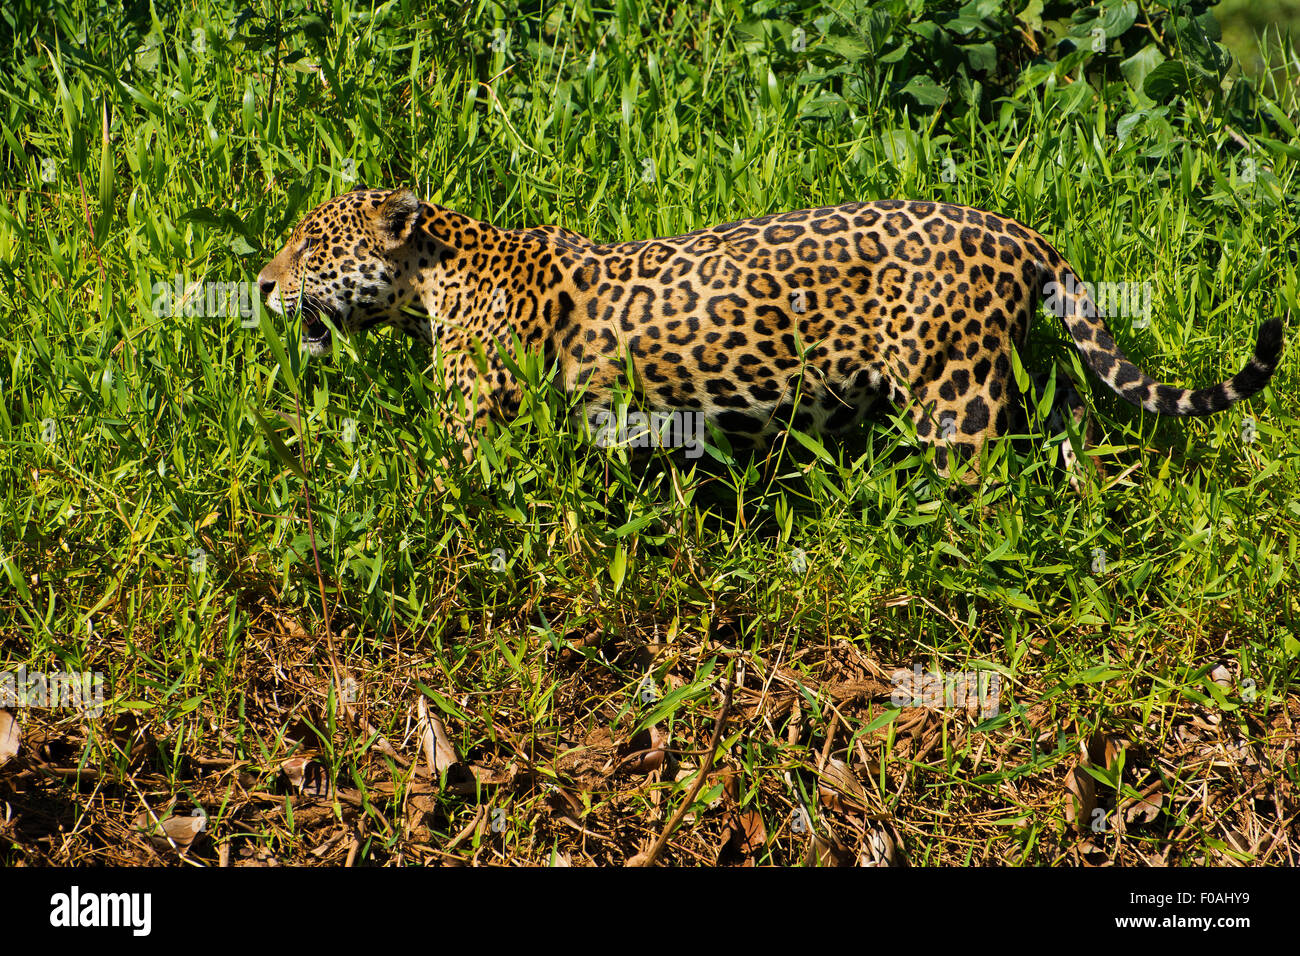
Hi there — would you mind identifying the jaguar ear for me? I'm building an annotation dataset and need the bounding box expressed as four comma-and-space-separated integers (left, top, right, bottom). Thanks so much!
376, 188, 422, 251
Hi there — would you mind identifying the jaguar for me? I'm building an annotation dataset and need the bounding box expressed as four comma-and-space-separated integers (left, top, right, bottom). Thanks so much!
256, 187, 1283, 477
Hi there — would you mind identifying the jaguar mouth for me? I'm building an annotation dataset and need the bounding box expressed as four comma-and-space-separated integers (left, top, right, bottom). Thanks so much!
296, 299, 336, 353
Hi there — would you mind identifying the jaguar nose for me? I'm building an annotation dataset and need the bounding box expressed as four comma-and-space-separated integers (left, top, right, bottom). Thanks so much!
257, 274, 276, 297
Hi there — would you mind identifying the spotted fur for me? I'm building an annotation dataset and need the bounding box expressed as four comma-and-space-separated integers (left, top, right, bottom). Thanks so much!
257, 188, 1283, 472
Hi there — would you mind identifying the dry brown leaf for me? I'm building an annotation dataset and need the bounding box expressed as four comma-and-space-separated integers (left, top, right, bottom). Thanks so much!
731, 806, 767, 857
803, 830, 853, 867
1221, 829, 1253, 860
469, 763, 512, 786
620, 725, 668, 774
718, 803, 767, 863
1123, 779, 1165, 826
1064, 766, 1098, 833
546, 785, 585, 822
715, 772, 767, 864
0, 711, 19, 768
281, 756, 332, 799
1087, 731, 1130, 772
817, 758, 868, 811
280, 755, 310, 788
417, 696, 459, 776
237, 845, 279, 867
137, 809, 207, 852
404, 792, 439, 842
859, 826, 897, 867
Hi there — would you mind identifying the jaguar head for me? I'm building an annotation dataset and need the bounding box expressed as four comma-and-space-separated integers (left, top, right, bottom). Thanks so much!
256, 188, 425, 355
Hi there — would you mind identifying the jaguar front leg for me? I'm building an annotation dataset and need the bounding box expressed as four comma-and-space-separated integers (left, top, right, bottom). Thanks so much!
429, 340, 525, 479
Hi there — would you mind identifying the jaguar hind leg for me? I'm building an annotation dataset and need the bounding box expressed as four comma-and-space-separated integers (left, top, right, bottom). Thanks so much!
898, 349, 1018, 483
1032, 366, 1103, 493
893, 353, 1094, 491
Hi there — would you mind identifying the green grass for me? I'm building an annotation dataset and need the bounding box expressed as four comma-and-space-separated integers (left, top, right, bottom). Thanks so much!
1217, 0, 1300, 96
1, 0, 1298, 866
